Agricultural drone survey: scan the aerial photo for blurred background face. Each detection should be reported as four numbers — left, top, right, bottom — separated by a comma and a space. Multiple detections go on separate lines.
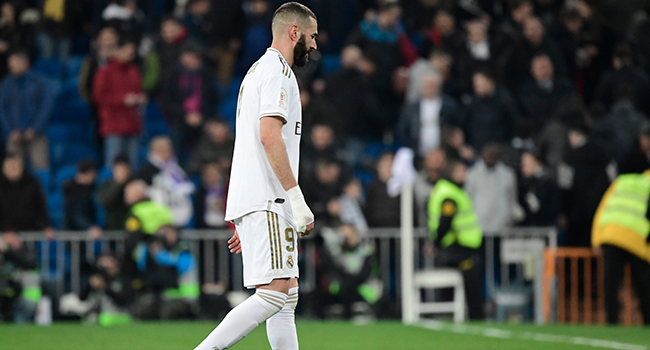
377, 153, 394, 183
425, 150, 446, 181
568, 130, 586, 149
473, 73, 494, 97
512, 2, 533, 24
77, 170, 97, 185
202, 163, 222, 186
152, 139, 173, 161
207, 122, 230, 143
431, 54, 451, 79
521, 152, 540, 177
450, 163, 467, 184
532, 56, 554, 82
116, 43, 136, 63
180, 52, 202, 70
524, 18, 544, 46
482, 146, 499, 167
189, 0, 210, 15
2, 157, 24, 182
8, 54, 29, 76
640, 135, 650, 154
113, 162, 131, 181
310, 125, 334, 150
98, 256, 119, 277
124, 181, 147, 205
161, 20, 182, 44
344, 179, 362, 198
97, 27, 119, 50
340, 45, 362, 69
1, 3, 15, 22
421, 75, 441, 99
378, 6, 401, 29
434, 11, 454, 34
467, 20, 487, 43
316, 163, 340, 184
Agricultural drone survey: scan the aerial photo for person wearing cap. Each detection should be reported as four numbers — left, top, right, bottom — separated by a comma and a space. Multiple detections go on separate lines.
621, 123, 650, 175
592, 169, 650, 325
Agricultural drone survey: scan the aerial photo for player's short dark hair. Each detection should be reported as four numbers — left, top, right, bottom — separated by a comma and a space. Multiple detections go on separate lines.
272, 2, 317, 30
77, 159, 97, 174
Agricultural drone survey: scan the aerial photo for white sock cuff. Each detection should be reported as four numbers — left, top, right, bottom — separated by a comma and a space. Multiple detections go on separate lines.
256, 289, 288, 310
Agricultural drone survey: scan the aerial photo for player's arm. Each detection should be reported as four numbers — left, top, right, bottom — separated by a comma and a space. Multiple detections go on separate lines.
260, 116, 314, 237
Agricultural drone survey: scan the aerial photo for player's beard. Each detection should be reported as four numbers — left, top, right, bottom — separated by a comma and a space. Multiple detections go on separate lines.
293, 34, 312, 67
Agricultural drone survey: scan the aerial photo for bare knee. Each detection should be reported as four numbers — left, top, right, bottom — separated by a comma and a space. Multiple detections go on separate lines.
257, 278, 291, 295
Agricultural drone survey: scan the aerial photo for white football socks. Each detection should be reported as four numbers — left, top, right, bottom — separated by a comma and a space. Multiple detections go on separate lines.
193, 289, 288, 350
266, 287, 299, 350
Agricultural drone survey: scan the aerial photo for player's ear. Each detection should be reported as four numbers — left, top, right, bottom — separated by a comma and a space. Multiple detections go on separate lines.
289, 24, 300, 42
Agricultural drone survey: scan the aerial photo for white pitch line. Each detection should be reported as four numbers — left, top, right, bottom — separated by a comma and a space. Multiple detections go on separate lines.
416, 320, 648, 350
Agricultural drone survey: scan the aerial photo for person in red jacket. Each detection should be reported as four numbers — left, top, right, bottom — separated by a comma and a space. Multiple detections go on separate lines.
93, 39, 147, 168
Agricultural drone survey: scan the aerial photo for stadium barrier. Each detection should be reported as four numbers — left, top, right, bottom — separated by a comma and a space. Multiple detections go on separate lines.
542, 248, 642, 325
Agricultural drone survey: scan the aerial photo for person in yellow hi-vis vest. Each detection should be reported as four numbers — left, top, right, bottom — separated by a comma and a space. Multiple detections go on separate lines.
592, 170, 650, 325
428, 161, 484, 319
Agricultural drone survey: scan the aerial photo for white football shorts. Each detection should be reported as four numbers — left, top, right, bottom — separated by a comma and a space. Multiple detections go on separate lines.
235, 210, 299, 289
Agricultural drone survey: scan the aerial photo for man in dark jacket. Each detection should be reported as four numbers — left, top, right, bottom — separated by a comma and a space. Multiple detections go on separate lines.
0, 153, 53, 238
364, 152, 400, 227
98, 155, 132, 230
518, 151, 560, 226
156, 16, 203, 85
558, 123, 614, 247
62, 160, 100, 235
0, 50, 55, 170
161, 46, 218, 165
621, 123, 650, 174
396, 73, 459, 158
516, 54, 575, 138
462, 69, 518, 152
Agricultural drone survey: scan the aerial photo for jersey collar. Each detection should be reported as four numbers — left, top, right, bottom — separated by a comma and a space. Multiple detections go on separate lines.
267, 47, 288, 62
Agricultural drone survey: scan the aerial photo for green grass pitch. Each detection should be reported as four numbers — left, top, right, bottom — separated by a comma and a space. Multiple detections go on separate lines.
0, 320, 648, 350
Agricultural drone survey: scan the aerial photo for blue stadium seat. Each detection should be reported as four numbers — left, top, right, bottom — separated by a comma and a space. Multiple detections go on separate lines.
320, 55, 341, 75
97, 166, 112, 184
48, 123, 87, 144
95, 198, 106, 228
219, 97, 238, 128
47, 192, 63, 229
57, 77, 81, 103
51, 144, 99, 169
65, 55, 85, 79
33, 169, 50, 193
34, 58, 63, 79
144, 101, 166, 122
353, 169, 375, 186
54, 165, 77, 191
50, 100, 91, 123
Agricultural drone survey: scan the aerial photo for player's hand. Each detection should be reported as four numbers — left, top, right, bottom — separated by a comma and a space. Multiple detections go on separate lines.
300, 222, 314, 238
287, 185, 314, 235
228, 230, 242, 254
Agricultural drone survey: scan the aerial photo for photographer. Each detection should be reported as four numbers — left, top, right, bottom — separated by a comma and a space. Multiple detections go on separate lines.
134, 226, 199, 320
77, 254, 134, 326
0, 233, 39, 323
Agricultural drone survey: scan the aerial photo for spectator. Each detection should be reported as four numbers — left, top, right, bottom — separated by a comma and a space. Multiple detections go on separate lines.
101, 0, 145, 40
63, 160, 102, 237
517, 151, 560, 226
413, 149, 447, 226
156, 16, 202, 86
0, 2, 35, 79
37, 0, 80, 62
620, 123, 650, 174
396, 73, 459, 159
594, 44, 650, 116
0, 50, 55, 170
98, 154, 132, 230
134, 225, 199, 320
92, 39, 146, 168
300, 123, 345, 183
0, 154, 53, 238
182, 0, 213, 48
303, 158, 343, 226
209, 0, 244, 85
137, 136, 195, 227
187, 119, 234, 175
74, 254, 134, 326
323, 45, 383, 143
418, 10, 463, 60
406, 48, 453, 103
428, 160, 484, 320
499, 0, 534, 42
79, 26, 119, 130
238, 0, 272, 73
440, 126, 475, 165
160, 45, 218, 165
557, 123, 614, 247
333, 178, 368, 236
465, 144, 519, 233
505, 16, 567, 90
462, 69, 517, 152
320, 225, 376, 320
0, 231, 39, 323
364, 152, 401, 227
194, 162, 227, 229
516, 54, 575, 138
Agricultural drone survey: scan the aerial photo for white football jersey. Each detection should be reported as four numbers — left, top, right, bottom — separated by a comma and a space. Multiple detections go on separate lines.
225, 48, 303, 224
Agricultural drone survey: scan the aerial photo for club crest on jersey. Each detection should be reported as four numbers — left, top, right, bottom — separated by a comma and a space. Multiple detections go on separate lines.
287, 255, 294, 269
279, 88, 287, 110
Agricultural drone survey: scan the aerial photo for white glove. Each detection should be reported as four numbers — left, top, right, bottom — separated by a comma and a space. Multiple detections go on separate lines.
287, 185, 314, 233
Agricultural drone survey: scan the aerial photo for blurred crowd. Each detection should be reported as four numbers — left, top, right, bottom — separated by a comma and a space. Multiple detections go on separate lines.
1, 0, 650, 323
